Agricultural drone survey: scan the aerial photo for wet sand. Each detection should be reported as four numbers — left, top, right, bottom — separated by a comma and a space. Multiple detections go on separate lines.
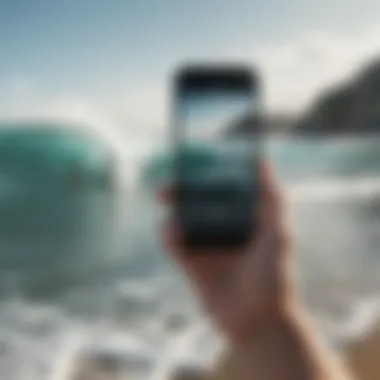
343, 320, 380, 380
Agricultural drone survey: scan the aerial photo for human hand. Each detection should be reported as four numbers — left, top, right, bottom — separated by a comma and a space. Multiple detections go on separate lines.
159, 161, 296, 345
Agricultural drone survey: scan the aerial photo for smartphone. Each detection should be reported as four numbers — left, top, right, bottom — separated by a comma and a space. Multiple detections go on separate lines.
172, 64, 262, 250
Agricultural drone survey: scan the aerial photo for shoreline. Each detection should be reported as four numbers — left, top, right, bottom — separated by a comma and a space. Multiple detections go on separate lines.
62, 308, 380, 380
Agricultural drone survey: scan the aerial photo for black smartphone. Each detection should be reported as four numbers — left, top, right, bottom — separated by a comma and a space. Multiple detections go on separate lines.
172, 64, 262, 250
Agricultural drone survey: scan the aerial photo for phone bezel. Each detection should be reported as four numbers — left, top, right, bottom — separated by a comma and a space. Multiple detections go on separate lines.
171, 63, 263, 250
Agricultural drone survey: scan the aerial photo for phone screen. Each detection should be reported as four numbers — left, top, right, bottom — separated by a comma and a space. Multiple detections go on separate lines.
182, 92, 252, 139
174, 68, 261, 248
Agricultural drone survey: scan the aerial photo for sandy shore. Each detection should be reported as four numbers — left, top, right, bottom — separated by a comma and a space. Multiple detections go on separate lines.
343, 320, 380, 380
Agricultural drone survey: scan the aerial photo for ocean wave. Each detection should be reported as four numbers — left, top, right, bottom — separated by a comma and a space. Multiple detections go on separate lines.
289, 175, 380, 202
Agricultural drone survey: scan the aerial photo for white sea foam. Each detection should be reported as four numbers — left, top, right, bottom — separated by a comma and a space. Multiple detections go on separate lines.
289, 175, 380, 202
0, 127, 378, 379
0, 275, 378, 380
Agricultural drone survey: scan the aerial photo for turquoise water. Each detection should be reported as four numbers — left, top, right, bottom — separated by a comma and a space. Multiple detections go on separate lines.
142, 135, 380, 188
0, 126, 113, 191
0, 126, 379, 379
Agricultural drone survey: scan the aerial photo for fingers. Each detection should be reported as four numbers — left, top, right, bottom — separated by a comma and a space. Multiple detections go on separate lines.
256, 160, 292, 250
161, 217, 181, 253
157, 184, 186, 263
157, 184, 236, 278
258, 160, 285, 224
158, 185, 176, 203
158, 160, 290, 253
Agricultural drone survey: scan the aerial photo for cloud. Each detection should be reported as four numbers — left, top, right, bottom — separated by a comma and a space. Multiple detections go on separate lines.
246, 27, 380, 113
0, 77, 111, 127
1, 27, 380, 132
0, 75, 167, 138
120, 27, 380, 121
0, 77, 133, 170
107, 81, 167, 133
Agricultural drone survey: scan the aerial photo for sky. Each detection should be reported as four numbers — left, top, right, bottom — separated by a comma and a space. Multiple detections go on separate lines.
1, 0, 380, 134
183, 93, 252, 139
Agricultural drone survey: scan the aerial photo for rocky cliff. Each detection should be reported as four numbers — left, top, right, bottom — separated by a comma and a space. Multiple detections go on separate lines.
295, 58, 380, 135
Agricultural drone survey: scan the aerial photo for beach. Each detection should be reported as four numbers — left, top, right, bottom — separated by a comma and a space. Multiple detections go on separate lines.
0, 134, 379, 379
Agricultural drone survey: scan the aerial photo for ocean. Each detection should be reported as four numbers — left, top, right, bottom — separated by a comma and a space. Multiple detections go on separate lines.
0, 130, 379, 379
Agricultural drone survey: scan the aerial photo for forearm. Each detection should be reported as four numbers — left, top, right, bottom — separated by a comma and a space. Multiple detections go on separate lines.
228, 307, 354, 380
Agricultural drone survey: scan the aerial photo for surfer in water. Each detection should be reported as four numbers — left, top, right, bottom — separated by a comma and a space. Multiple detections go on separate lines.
159, 160, 355, 380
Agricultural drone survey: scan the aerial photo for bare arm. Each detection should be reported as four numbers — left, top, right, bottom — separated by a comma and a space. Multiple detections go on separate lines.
217, 307, 353, 380
160, 161, 355, 380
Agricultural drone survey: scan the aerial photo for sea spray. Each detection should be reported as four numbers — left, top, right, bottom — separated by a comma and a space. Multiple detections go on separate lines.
0, 130, 378, 379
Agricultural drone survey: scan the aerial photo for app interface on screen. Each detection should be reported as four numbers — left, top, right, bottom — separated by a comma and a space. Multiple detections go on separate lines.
179, 89, 258, 184
178, 88, 259, 230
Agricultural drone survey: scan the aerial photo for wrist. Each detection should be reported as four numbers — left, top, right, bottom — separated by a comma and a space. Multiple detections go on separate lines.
226, 304, 350, 380
221, 306, 307, 380
233, 299, 305, 349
